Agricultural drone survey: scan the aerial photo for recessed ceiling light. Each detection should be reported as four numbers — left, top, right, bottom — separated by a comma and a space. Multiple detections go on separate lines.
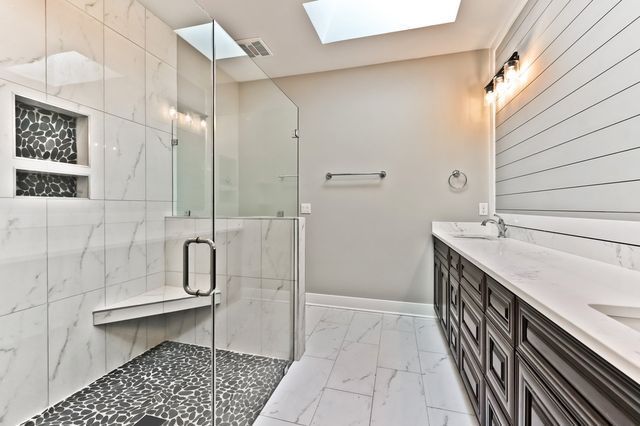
303, 0, 461, 44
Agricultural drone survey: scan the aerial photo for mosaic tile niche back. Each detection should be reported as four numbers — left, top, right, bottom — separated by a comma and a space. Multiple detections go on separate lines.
15, 100, 80, 197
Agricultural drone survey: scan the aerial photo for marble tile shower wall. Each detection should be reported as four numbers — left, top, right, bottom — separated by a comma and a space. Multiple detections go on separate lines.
0, 1, 178, 425
164, 217, 296, 360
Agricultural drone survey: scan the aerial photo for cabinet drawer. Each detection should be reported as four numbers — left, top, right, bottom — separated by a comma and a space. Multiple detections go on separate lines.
461, 335, 485, 420
449, 249, 461, 279
486, 276, 516, 343
449, 276, 460, 326
485, 319, 515, 421
449, 319, 459, 366
460, 257, 484, 307
485, 384, 510, 426
516, 355, 575, 426
518, 303, 640, 425
460, 288, 484, 367
434, 238, 448, 262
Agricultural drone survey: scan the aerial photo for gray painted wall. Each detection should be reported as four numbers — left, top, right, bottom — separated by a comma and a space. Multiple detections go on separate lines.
495, 0, 640, 220
277, 50, 491, 304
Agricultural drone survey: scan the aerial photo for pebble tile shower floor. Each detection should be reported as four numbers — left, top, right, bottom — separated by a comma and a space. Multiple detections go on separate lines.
24, 342, 290, 426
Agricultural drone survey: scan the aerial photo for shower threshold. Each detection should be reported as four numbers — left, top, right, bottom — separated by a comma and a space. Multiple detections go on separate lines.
24, 341, 290, 426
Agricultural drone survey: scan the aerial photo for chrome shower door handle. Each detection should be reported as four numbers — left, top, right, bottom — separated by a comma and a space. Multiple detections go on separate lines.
183, 237, 216, 296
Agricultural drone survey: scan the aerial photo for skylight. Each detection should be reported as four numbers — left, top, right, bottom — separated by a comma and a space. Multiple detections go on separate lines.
303, 0, 461, 44
175, 22, 247, 61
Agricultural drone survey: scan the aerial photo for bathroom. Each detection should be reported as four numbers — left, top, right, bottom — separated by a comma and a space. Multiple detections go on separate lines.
1, 0, 639, 425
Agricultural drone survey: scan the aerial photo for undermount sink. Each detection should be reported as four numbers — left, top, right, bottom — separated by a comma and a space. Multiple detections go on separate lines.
451, 233, 497, 240
589, 304, 640, 333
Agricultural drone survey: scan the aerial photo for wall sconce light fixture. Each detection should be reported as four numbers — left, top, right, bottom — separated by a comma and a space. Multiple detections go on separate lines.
484, 52, 519, 105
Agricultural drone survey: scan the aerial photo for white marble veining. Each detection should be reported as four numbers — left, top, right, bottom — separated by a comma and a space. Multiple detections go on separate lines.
420, 351, 473, 414
226, 276, 261, 354
344, 312, 382, 345
262, 279, 293, 359
261, 356, 334, 425
106, 319, 146, 371
433, 221, 640, 384
321, 308, 355, 325
305, 305, 328, 336
47, 199, 105, 302
311, 389, 372, 426
146, 201, 171, 276
378, 329, 421, 373
382, 314, 414, 332
227, 218, 261, 277
0, 198, 47, 317
46, 0, 104, 110
145, 128, 172, 201
105, 28, 145, 124
305, 321, 348, 360
105, 200, 146, 286
262, 219, 293, 280
371, 368, 429, 426
0, 305, 48, 426
105, 114, 146, 200
0, 0, 46, 91
48, 288, 106, 404
66, 0, 104, 21
326, 341, 378, 395
414, 317, 448, 354
145, 10, 177, 68
165, 309, 196, 344
508, 225, 640, 274
145, 52, 176, 134
105, 0, 146, 47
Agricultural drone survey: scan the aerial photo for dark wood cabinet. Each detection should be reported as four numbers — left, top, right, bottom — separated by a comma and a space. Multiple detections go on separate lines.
433, 238, 640, 426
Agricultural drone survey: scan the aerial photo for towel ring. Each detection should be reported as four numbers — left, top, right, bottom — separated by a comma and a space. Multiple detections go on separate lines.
448, 170, 467, 190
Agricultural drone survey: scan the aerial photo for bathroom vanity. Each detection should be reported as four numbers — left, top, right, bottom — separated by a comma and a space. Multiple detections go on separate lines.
432, 223, 640, 426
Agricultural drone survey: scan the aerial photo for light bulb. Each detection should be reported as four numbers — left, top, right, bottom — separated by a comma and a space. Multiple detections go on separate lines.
169, 106, 177, 120
495, 74, 507, 98
185, 113, 192, 124
200, 118, 207, 128
484, 82, 496, 105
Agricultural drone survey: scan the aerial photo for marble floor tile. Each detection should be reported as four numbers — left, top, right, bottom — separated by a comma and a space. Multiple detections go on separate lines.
414, 317, 449, 354
305, 321, 348, 360
382, 314, 415, 332
321, 308, 355, 325
344, 312, 382, 345
310, 388, 372, 426
326, 341, 378, 395
420, 352, 474, 413
261, 356, 334, 426
378, 330, 421, 373
254, 416, 303, 426
427, 407, 479, 426
306, 305, 329, 336
371, 368, 428, 426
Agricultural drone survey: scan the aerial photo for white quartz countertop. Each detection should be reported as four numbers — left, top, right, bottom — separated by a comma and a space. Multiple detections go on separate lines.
432, 222, 640, 385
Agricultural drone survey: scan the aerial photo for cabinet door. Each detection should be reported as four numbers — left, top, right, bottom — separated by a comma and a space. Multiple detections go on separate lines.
516, 355, 576, 426
439, 260, 449, 334
486, 319, 515, 421
434, 255, 441, 321
460, 288, 484, 368
461, 335, 485, 421
486, 384, 510, 426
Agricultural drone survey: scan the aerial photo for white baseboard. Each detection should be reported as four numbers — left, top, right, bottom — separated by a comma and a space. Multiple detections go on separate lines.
306, 293, 435, 318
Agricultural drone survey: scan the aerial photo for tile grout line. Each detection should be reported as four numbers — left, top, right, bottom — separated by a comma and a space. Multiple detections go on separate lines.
369, 311, 383, 426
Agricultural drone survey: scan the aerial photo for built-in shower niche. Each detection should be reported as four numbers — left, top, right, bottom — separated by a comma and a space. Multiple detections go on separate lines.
14, 96, 90, 198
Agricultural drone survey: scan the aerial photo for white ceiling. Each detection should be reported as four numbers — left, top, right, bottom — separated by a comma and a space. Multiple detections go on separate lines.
196, 0, 525, 78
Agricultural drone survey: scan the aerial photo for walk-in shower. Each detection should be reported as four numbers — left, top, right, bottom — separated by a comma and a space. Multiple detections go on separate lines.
0, 1, 302, 425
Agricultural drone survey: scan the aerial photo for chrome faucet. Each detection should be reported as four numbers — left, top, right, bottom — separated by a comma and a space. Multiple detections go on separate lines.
481, 214, 508, 238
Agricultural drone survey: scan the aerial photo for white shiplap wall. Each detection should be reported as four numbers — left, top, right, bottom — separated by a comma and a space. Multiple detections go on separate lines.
494, 0, 640, 219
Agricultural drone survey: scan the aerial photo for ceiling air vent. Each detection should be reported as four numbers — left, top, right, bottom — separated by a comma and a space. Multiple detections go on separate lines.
235, 38, 273, 58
